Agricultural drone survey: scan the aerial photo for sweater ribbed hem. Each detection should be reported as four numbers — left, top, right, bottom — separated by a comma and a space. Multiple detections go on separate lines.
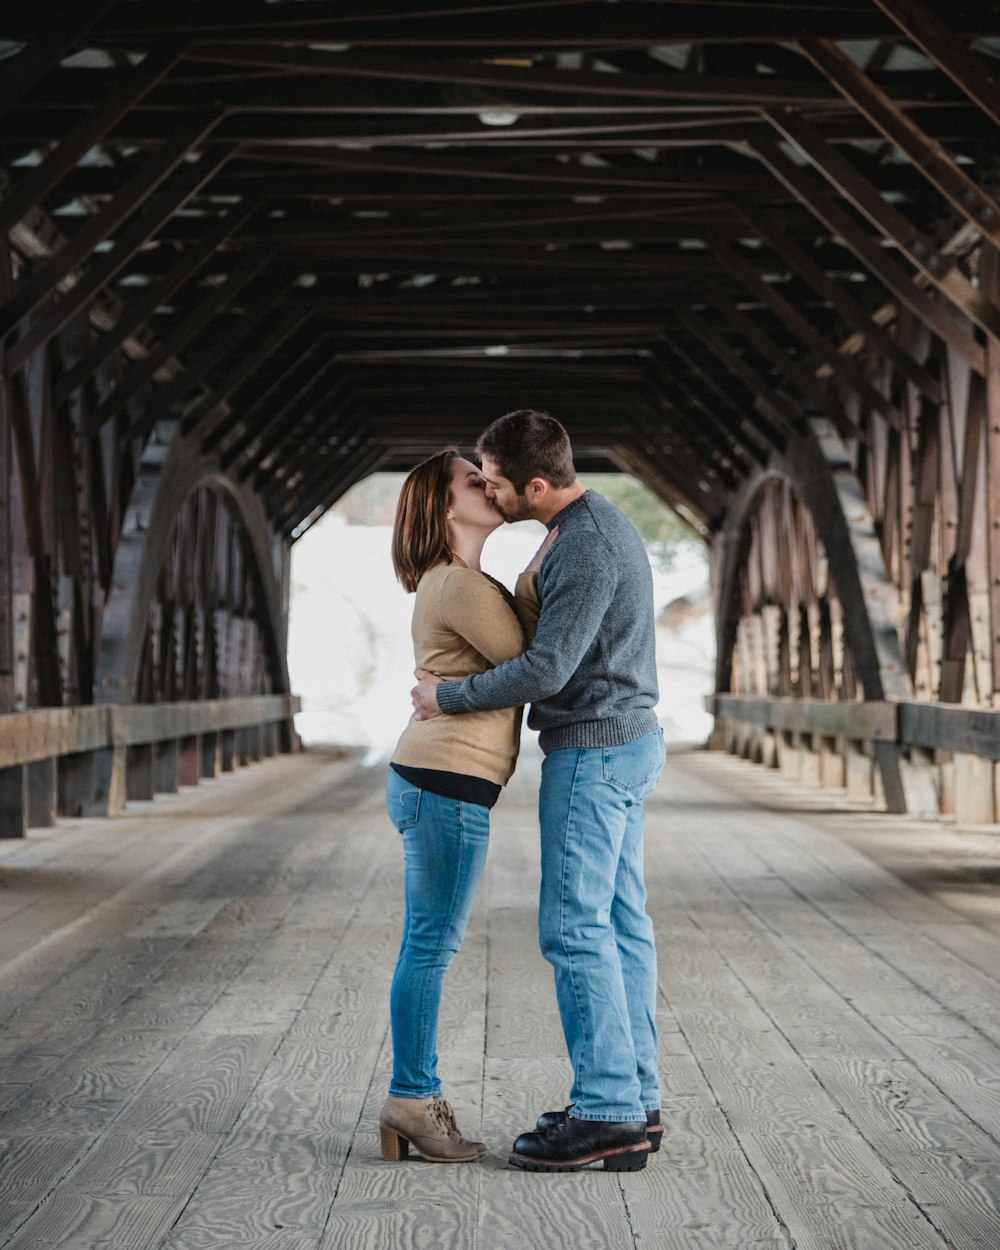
436, 680, 472, 716
538, 709, 659, 755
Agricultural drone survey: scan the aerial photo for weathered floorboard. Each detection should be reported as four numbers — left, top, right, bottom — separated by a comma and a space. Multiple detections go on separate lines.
1, 745, 999, 1248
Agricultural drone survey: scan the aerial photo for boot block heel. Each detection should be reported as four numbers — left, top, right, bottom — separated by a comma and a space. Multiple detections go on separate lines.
603, 1146, 650, 1172
380, 1124, 409, 1161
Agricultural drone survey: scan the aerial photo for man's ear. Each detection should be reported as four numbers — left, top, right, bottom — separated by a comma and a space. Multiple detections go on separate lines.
526, 476, 549, 501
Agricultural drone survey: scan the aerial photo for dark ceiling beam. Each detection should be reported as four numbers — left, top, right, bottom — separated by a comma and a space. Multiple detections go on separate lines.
5, 108, 777, 150
179, 312, 309, 437
332, 370, 743, 495
55, 203, 256, 402
732, 201, 943, 404
62, 161, 770, 203
5, 145, 234, 373
266, 403, 373, 519
360, 394, 732, 517
707, 237, 891, 433
0, 0, 114, 117
644, 348, 764, 472
208, 245, 736, 279
92, 56, 856, 111
871, 0, 1000, 127
207, 208, 748, 250
676, 311, 802, 433
610, 434, 718, 532
229, 363, 347, 477
285, 441, 390, 540
217, 145, 778, 196
125, 279, 295, 443
0, 111, 223, 343
85, 250, 273, 432
652, 337, 785, 455
15, 103, 1000, 150
206, 334, 332, 459
86, 2, 991, 44
181, 45, 850, 106
702, 289, 841, 422
764, 111, 1000, 347
798, 37, 1000, 252
751, 134, 987, 374
0, 38, 187, 235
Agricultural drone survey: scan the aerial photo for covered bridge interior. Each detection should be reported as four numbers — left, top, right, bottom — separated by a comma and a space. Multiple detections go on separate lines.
3, 0, 1000, 826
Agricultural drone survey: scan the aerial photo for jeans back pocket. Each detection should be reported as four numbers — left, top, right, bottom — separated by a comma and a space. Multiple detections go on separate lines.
387, 774, 422, 831
602, 731, 666, 797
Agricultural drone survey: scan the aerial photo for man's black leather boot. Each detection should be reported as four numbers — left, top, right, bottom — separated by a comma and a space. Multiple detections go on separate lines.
535, 1105, 663, 1153
508, 1115, 651, 1172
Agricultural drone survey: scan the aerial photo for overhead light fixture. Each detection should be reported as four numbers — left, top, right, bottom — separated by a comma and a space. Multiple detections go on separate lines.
477, 110, 520, 127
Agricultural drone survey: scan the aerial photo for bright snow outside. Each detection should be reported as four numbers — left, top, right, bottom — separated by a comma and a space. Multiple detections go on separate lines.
287, 478, 714, 765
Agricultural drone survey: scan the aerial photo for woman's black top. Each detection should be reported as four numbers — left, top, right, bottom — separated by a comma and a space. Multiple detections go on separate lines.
389, 762, 501, 810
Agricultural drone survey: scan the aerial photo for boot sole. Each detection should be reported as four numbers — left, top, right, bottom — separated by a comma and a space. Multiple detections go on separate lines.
380, 1123, 486, 1163
508, 1142, 650, 1172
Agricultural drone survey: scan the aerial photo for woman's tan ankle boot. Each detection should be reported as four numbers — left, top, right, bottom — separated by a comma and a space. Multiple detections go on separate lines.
379, 1095, 487, 1162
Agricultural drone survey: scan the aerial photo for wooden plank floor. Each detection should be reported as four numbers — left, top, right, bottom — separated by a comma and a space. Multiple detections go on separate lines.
2, 743, 1000, 1249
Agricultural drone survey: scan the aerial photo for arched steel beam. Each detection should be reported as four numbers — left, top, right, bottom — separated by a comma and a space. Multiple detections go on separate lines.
94, 418, 290, 705
714, 418, 936, 814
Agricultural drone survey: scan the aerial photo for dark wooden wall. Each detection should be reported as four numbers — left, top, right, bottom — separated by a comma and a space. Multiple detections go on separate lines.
5, 1, 1000, 823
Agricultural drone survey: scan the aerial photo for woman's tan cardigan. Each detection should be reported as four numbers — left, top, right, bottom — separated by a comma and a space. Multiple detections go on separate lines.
391, 562, 539, 785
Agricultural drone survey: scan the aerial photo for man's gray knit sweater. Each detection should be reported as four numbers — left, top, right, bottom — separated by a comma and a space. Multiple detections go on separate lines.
436, 490, 659, 753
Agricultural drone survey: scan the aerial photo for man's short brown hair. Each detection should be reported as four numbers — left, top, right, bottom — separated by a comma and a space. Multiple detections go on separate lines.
475, 409, 576, 493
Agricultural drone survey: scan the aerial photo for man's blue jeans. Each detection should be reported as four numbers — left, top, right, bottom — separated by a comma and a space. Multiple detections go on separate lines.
538, 729, 666, 1122
385, 769, 490, 1098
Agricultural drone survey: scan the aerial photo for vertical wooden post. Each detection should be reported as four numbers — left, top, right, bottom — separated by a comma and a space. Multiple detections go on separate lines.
27, 757, 57, 825
200, 731, 220, 779
954, 752, 995, 824
155, 739, 179, 793
220, 728, 237, 772
0, 764, 27, 837
179, 735, 200, 785
799, 733, 821, 783
845, 740, 874, 801
59, 751, 95, 817
820, 735, 845, 787
777, 730, 801, 778
127, 744, 156, 800
86, 745, 126, 817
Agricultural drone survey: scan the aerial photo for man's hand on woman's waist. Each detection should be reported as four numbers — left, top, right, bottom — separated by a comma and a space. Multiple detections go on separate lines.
411, 668, 443, 720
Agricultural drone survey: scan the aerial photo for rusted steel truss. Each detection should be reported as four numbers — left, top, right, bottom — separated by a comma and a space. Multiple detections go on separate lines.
3, 2, 1000, 822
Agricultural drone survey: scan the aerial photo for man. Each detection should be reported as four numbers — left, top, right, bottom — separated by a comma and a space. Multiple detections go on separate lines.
411, 409, 666, 1173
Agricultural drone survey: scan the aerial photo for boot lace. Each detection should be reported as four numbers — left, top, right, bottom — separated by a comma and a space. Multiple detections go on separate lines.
427, 1097, 463, 1141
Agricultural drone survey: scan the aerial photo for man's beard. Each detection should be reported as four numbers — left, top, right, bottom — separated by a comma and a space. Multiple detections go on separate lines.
496, 494, 536, 523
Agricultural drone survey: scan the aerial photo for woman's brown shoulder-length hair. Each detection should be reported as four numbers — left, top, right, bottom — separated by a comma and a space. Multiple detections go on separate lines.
392, 448, 459, 593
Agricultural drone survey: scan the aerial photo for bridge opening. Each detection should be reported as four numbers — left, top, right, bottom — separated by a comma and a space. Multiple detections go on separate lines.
288, 469, 713, 759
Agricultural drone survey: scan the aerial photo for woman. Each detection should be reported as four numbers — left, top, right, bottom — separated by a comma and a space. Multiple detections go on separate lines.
379, 448, 550, 1164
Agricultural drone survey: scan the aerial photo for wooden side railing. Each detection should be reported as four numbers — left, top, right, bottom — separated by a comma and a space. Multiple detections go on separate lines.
0, 694, 301, 836
709, 693, 1000, 821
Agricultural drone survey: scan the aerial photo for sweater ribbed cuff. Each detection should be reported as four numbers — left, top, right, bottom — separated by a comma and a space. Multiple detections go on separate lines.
538, 710, 659, 755
436, 679, 471, 716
